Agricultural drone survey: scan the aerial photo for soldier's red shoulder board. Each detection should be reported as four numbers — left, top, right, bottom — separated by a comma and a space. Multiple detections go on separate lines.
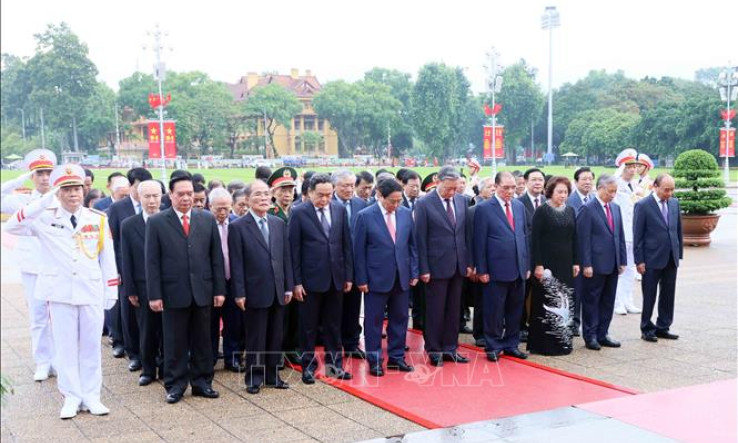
88, 208, 107, 218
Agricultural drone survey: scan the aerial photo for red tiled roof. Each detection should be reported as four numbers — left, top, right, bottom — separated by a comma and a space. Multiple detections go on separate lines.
228, 73, 323, 101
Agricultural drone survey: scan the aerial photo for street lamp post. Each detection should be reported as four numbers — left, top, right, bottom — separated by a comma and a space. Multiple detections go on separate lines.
147, 24, 169, 181
718, 64, 738, 185
485, 47, 503, 177
541, 6, 560, 158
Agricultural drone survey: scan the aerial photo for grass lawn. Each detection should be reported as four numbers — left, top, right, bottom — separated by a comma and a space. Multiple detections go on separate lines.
2, 165, 737, 192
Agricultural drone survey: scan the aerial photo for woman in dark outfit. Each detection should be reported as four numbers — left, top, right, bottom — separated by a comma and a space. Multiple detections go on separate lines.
527, 176, 579, 356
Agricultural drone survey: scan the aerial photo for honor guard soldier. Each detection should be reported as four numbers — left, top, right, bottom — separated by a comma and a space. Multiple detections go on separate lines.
1, 149, 58, 382
267, 167, 298, 221
614, 148, 643, 315
6, 164, 118, 419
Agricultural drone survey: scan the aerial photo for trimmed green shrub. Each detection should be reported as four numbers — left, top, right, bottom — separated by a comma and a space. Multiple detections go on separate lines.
672, 149, 732, 215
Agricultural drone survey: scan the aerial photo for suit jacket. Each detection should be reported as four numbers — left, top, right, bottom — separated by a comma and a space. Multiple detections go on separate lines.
332, 194, 367, 234
567, 192, 586, 215
414, 190, 470, 279
401, 194, 418, 212
145, 208, 226, 309
353, 204, 419, 293
576, 198, 628, 275
228, 213, 294, 309
107, 196, 135, 273
120, 213, 148, 301
633, 196, 683, 269
93, 196, 113, 212
518, 193, 546, 229
289, 201, 353, 293
473, 198, 529, 282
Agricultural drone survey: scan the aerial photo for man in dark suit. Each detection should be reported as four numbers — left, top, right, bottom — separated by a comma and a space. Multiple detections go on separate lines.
93, 172, 125, 212
229, 179, 294, 394
634, 174, 683, 342
207, 187, 243, 371
414, 166, 472, 367
332, 169, 368, 360
577, 174, 627, 351
145, 172, 226, 404
354, 178, 419, 376
355, 171, 375, 204
466, 176, 495, 348
517, 168, 546, 343
474, 172, 531, 361
120, 180, 164, 387
290, 174, 354, 384
108, 167, 152, 369
401, 171, 421, 211
567, 167, 595, 336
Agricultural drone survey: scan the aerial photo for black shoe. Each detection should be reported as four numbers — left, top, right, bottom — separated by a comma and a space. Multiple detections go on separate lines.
224, 364, 245, 373
486, 350, 500, 362
128, 359, 142, 371
641, 333, 658, 342
585, 340, 602, 350
112, 346, 125, 358
345, 349, 366, 360
369, 365, 384, 377
655, 330, 679, 340
381, 332, 387, 339
246, 385, 260, 395
504, 348, 529, 359
459, 325, 473, 334
598, 336, 621, 348
302, 369, 315, 385
165, 392, 183, 404
386, 359, 414, 372
191, 386, 219, 399
266, 379, 289, 389
474, 338, 486, 348
138, 375, 154, 386
519, 330, 529, 343
325, 365, 352, 380
442, 352, 470, 363
428, 354, 444, 367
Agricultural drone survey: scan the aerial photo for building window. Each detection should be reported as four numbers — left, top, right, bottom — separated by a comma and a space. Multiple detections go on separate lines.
294, 135, 302, 153
318, 119, 324, 131
303, 116, 315, 131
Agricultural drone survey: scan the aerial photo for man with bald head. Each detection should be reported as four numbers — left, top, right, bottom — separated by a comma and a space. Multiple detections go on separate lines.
633, 174, 683, 343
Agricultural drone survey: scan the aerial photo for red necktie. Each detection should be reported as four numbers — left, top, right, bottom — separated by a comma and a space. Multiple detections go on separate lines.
505, 202, 515, 231
182, 214, 190, 236
605, 204, 614, 232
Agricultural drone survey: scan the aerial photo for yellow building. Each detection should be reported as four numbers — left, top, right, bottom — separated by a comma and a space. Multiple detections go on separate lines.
228, 69, 338, 157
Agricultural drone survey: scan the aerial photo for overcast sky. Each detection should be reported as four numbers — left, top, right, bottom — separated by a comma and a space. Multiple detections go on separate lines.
1, 0, 735, 94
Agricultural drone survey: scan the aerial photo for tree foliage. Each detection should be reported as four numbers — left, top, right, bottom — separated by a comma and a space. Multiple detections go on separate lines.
242, 83, 302, 158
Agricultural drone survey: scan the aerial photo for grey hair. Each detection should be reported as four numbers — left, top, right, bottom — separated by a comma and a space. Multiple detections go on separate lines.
478, 176, 494, 188
332, 168, 356, 185
596, 174, 618, 189
438, 166, 461, 181
137, 180, 162, 195
208, 187, 232, 205
376, 172, 395, 183
110, 176, 130, 192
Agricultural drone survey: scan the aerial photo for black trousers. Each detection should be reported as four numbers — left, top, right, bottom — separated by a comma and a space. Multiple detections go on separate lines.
341, 286, 363, 352
411, 282, 426, 330
106, 293, 123, 347
121, 287, 140, 360
162, 304, 214, 394
244, 298, 284, 387
424, 272, 463, 354
470, 280, 485, 341
282, 302, 300, 357
210, 286, 245, 367
640, 260, 678, 334
483, 278, 525, 352
298, 288, 343, 371
134, 297, 163, 378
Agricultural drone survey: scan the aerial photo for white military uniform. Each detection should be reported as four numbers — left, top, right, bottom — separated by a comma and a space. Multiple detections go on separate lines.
1, 172, 56, 377
614, 164, 643, 314
5, 188, 118, 411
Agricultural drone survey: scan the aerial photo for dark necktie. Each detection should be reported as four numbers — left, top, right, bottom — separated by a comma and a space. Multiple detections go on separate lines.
70, 215, 77, 229
445, 198, 456, 226
534, 197, 539, 209
319, 208, 331, 237
583, 195, 588, 203
660, 200, 669, 225
628, 183, 634, 192
259, 218, 270, 246
605, 204, 614, 232
505, 202, 515, 231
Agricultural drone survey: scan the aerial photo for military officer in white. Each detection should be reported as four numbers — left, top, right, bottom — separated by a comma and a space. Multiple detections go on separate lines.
1, 149, 57, 381
613, 148, 643, 315
5, 164, 118, 419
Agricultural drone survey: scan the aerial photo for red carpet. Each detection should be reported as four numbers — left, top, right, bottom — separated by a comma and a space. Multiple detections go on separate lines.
308, 330, 636, 428
578, 379, 737, 443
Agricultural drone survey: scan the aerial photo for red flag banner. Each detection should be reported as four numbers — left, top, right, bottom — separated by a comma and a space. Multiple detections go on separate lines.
719, 128, 736, 158
148, 121, 177, 159
720, 109, 737, 121
483, 125, 505, 159
484, 103, 493, 116
148, 121, 161, 158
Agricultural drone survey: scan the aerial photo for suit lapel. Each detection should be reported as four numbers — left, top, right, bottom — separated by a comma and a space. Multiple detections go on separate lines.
305, 202, 327, 239
330, 202, 342, 239
647, 196, 669, 228
452, 195, 463, 232
431, 191, 454, 231
593, 201, 613, 234
245, 214, 270, 252
373, 204, 394, 243
165, 209, 187, 238
133, 214, 146, 242
490, 199, 514, 233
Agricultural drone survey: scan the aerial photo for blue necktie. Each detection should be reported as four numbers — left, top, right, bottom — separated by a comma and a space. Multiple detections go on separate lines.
319, 208, 330, 237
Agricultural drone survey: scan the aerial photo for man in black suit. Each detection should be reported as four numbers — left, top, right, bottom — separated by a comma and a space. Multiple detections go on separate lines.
93, 172, 125, 212
290, 174, 354, 384
229, 180, 294, 394
355, 171, 375, 203
108, 167, 152, 369
120, 180, 164, 387
517, 168, 546, 342
577, 174, 627, 351
634, 174, 683, 342
332, 169, 368, 360
145, 172, 226, 404
414, 166, 472, 367
401, 171, 421, 211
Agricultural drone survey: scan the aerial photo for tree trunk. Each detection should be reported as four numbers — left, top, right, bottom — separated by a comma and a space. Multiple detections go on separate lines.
72, 115, 79, 152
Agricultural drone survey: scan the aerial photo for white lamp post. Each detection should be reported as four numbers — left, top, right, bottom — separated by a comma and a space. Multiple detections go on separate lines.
485, 47, 503, 177
718, 65, 738, 185
541, 6, 560, 158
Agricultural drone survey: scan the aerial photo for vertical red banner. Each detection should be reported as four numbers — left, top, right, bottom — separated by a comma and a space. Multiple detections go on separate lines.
148, 121, 161, 158
163, 121, 177, 159
483, 125, 505, 159
719, 128, 736, 158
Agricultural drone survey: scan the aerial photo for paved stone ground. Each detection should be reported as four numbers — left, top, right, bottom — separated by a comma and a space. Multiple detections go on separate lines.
1, 196, 735, 442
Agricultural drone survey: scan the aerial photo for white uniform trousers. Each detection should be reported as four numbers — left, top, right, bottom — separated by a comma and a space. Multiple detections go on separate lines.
615, 241, 637, 310
49, 302, 104, 404
21, 272, 55, 369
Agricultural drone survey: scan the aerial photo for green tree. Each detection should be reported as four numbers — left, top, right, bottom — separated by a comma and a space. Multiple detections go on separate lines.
242, 83, 302, 158
78, 83, 117, 154
364, 67, 414, 151
117, 72, 158, 120
313, 81, 363, 157
356, 80, 402, 157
